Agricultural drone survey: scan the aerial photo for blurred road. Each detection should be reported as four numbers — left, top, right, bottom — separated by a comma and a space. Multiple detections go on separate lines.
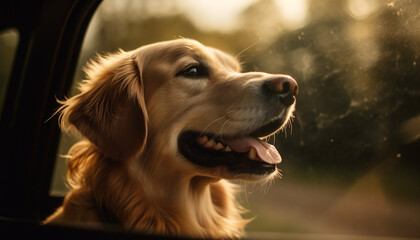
243, 168, 420, 239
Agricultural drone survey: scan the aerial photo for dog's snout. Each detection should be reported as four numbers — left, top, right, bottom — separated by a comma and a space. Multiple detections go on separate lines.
263, 75, 298, 105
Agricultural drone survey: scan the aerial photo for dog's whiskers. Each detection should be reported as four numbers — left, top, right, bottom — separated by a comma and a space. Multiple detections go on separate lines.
235, 38, 261, 59
199, 115, 227, 137
286, 115, 294, 137
272, 134, 276, 146
259, 169, 281, 193
199, 108, 239, 139
218, 118, 231, 142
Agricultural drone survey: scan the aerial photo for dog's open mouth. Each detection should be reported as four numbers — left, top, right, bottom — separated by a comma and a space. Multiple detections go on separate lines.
178, 119, 285, 176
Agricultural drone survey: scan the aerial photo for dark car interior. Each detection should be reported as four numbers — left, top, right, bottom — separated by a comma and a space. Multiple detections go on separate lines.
0, 0, 172, 239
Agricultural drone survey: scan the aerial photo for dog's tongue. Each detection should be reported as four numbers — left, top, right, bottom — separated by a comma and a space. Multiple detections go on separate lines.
223, 137, 282, 164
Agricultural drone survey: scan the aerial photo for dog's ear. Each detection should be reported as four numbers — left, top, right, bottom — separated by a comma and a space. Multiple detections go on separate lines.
59, 51, 148, 160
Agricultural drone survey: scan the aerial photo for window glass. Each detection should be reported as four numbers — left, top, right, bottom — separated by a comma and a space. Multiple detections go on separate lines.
0, 28, 19, 119
51, 0, 420, 238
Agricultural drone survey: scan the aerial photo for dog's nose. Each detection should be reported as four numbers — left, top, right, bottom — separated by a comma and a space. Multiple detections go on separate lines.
265, 75, 298, 96
264, 75, 298, 105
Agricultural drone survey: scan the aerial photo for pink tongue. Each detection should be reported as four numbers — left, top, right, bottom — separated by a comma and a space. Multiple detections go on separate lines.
222, 137, 282, 164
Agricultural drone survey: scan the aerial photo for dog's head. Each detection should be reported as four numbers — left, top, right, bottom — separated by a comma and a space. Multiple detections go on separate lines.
61, 39, 297, 182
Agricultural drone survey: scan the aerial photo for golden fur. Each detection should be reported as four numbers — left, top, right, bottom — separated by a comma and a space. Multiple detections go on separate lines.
44, 39, 297, 239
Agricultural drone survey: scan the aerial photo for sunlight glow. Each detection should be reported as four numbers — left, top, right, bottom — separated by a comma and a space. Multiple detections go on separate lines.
180, 0, 257, 32
347, 0, 380, 20
275, 0, 308, 29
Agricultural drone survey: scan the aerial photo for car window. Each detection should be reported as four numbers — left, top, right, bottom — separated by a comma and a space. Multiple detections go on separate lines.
0, 28, 19, 119
51, 0, 420, 238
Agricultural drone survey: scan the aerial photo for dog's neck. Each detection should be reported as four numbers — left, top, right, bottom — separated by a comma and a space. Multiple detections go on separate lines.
101, 153, 247, 238
60, 132, 247, 238
59, 140, 247, 238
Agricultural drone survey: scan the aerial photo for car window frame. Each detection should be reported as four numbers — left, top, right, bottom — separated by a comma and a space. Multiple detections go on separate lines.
0, 0, 101, 221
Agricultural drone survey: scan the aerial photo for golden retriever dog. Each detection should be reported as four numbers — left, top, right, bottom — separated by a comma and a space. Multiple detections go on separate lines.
44, 39, 298, 239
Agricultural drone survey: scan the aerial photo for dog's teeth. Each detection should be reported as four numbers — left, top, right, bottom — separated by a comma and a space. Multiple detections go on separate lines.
204, 138, 216, 148
213, 142, 224, 151
225, 146, 232, 152
248, 148, 257, 160
197, 136, 208, 145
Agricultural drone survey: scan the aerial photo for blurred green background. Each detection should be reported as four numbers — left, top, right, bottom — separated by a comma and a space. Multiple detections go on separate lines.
2, 0, 418, 238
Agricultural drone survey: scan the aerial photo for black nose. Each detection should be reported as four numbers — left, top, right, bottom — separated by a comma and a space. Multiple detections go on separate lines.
264, 75, 298, 105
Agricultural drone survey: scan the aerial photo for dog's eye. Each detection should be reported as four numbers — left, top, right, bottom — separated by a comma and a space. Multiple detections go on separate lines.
186, 67, 198, 75
177, 65, 208, 78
